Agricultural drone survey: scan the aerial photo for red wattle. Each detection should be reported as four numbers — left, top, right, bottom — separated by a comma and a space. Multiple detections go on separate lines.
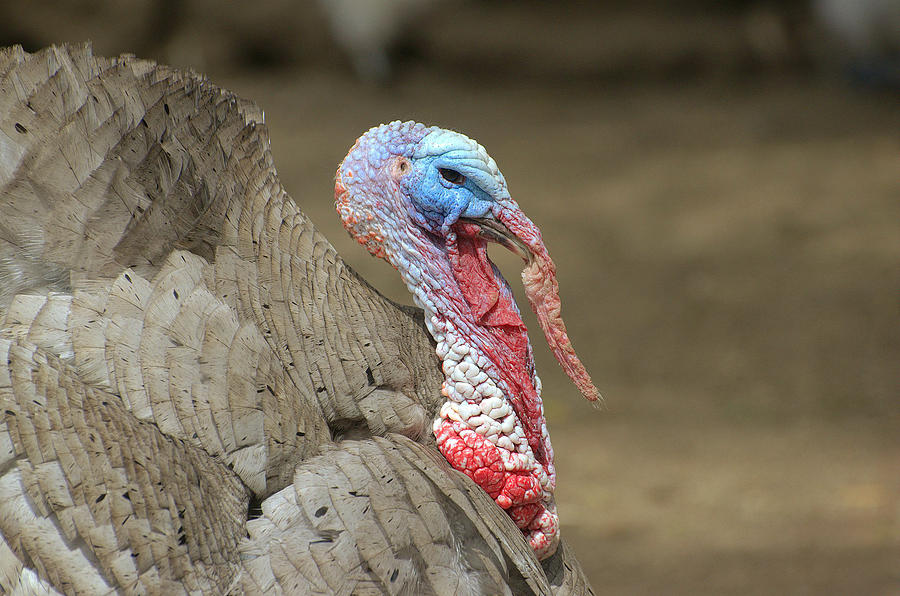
495, 207, 602, 404
449, 223, 547, 464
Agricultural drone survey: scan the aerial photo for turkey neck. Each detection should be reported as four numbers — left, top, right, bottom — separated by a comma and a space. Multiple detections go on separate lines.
392, 221, 551, 467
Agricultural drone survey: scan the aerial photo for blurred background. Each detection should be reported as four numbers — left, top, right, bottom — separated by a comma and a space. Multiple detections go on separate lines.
3, 1, 898, 593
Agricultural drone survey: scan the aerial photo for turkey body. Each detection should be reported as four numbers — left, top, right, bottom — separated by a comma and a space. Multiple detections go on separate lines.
0, 44, 593, 594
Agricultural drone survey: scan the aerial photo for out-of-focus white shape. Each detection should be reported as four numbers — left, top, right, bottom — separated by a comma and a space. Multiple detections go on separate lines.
317, 0, 444, 80
813, 0, 900, 55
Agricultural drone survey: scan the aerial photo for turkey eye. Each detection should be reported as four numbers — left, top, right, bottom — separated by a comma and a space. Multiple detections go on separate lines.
439, 168, 465, 185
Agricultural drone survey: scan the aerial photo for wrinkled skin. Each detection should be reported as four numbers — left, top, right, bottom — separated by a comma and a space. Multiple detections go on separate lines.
335, 121, 599, 558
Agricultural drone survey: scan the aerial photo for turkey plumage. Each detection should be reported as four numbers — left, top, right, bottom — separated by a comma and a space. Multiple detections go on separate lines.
0, 44, 594, 595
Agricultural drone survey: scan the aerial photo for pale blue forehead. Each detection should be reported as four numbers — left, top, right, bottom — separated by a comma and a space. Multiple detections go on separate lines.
414, 128, 506, 197
352, 121, 507, 197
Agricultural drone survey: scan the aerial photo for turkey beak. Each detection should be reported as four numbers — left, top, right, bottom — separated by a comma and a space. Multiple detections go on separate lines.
471, 218, 533, 264
476, 208, 602, 404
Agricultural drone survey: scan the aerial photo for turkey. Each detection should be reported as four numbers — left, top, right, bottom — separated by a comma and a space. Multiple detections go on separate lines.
0, 43, 595, 594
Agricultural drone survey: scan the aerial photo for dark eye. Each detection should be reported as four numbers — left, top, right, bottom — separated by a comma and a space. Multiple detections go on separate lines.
439, 168, 466, 185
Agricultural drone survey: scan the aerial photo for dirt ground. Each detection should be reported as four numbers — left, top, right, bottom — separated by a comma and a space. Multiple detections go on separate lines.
8, 1, 899, 592
214, 67, 899, 594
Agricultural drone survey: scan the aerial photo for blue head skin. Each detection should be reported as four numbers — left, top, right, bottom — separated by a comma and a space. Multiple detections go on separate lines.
335, 120, 529, 265
401, 127, 507, 234
335, 121, 601, 404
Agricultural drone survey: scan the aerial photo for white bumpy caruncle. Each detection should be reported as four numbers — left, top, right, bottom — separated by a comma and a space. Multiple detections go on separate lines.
419, 290, 556, 498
